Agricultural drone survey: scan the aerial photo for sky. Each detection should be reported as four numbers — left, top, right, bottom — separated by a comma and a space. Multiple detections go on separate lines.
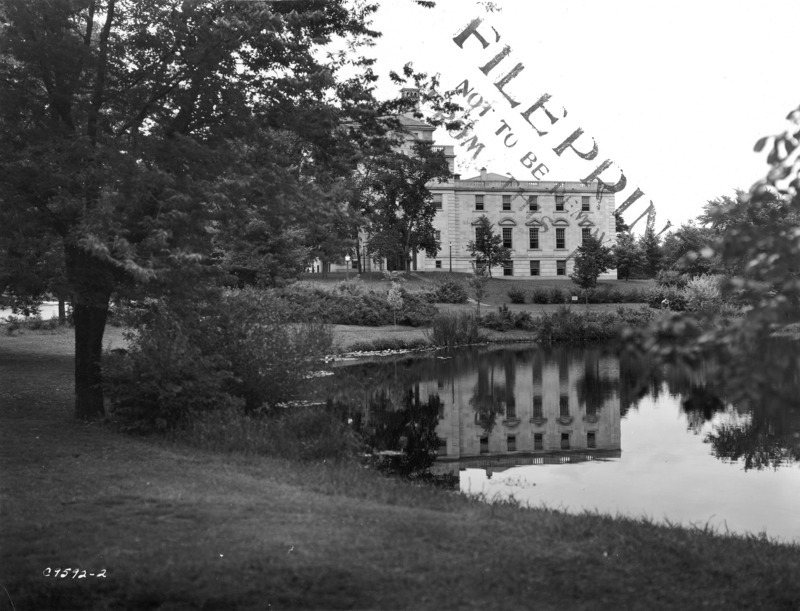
365, 0, 800, 232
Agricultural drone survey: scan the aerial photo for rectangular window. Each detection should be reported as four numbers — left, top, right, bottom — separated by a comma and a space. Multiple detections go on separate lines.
438, 437, 448, 456
530, 260, 540, 276
561, 433, 570, 450
435, 260, 442, 269
555, 195, 565, 211
480, 436, 489, 454
528, 195, 538, 211
502, 194, 512, 211
503, 261, 513, 276
502, 227, 513, 249
557, 260, 567, 276
529, 227, 539, 249
587, 432, 596, 449
559, 395, 569, 417
582, 195, 590, 211
435, 230, 441, 241
556, 228, 566, 249
433, 194, 443, 210
475, 194, 484, 211
533, 395, 543, 418
507, 435, 517, 452
582, 228, 591, 244
534, 433, 544, 450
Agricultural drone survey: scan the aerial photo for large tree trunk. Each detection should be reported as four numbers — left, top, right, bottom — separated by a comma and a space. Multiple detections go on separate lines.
65, 244, 115, 420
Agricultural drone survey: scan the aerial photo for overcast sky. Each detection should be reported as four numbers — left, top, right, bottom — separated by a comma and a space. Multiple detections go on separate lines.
366, 0, 800, 232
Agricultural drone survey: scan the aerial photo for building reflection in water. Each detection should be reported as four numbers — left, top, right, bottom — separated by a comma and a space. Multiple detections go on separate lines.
313, 344, 623, 475
424, 346, 621, 475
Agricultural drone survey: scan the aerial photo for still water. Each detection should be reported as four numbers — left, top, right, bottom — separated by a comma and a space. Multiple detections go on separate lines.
306, 343, 800, 544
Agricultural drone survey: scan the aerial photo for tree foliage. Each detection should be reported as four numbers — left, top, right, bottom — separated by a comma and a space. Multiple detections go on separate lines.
613, 231, 643, 281
626, 103, 800, 417
364, 141, 451, 270
0, 0, 451, 419
638, 228, 663, 278
466, 215, 510, 277
570, 234, 614, 289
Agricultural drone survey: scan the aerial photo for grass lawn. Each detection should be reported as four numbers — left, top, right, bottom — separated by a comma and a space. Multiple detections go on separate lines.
2, 328, 799, 610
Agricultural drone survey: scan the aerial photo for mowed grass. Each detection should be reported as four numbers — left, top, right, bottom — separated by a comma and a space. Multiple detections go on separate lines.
2, 329, 800, 610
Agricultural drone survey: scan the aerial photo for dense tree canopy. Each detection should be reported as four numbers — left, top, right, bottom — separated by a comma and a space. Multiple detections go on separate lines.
0, 0, 453, 418
570, 234, 614, 289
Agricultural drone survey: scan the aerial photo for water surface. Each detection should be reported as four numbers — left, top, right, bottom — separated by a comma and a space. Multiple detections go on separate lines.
307, 343, 800, 543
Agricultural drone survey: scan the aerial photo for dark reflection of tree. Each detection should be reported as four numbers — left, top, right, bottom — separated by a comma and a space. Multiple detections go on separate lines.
576, 348, 616, 416
667, 339, 799, 469
469, 360, 505, 433
357, 390, 442, 477
617, 351, 662, 416
706, 416, 799, 471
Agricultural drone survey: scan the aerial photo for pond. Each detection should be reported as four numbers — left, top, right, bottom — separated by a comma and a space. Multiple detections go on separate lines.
303, 342, 800, 544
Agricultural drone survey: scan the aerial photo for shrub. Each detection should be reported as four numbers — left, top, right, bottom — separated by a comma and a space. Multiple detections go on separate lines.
104, 288, 335, 432
646, 286, 688, 311
685, 275, 723, 312
656, 270, 690, 289
480, 304, 535, 332
398, 288, 438, 326
548, 287, 566, 304
533, 305, 654, 343
426, 312, 485, 346
507, 285, 527, 304
429, 279, 468, 304
530, 287, 549, 304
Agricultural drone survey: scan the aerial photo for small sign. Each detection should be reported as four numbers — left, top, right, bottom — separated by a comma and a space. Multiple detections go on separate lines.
571, 295, 578, 302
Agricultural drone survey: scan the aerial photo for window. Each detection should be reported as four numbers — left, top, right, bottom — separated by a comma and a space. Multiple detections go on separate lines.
480, 436, 489, 454
502, 194, 512, 211
555, 195, 565, 211
433, 194, 443, 210
582, 228, 591, 244
507, 435, 517, 452
529, 227, 539, 249
533, 395, 543, 418
561, 433, 570, 450
587, 432, 596, 449
503, 261, 513, 276
528, 195, 539, 211
559, 395, 569, 417
557, 260, 567, 276
438, 437, 448, 456
475, 194, 484, 211
582, 195, 590, 211
502, 227, 513, 249
556, 228, 566, 249
530, 260, 540, 276
534, 433, 544, 450
435, 230, 441, 241
435, 260, 442, 269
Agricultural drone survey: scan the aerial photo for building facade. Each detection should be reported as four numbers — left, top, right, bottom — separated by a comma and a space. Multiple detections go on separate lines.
422, 169, 617, 278
331, 91, 617, 278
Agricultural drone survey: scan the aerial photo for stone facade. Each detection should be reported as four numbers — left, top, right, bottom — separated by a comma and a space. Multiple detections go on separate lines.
422, 169, 617, 278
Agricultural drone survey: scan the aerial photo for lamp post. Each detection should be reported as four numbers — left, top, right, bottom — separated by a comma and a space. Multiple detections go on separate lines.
449, 241, 452, 273
344, 255, 351, 279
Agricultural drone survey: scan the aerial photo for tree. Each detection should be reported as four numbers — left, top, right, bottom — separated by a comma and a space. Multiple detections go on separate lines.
638, 228, 664, 278
627, 103, 800, 413
569, 234, 614, 289
365, 141, 451, 271
466, 215, 511, 277
467, 265, 489, 317
0, 0, 435, 419
661, 222, 718, 276
613, 231, 643, 281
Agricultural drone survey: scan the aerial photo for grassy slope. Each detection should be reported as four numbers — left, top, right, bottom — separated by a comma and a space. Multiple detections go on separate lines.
2, 329, 800, 611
